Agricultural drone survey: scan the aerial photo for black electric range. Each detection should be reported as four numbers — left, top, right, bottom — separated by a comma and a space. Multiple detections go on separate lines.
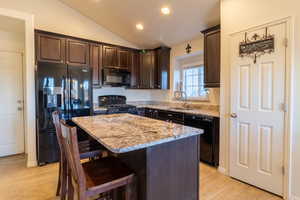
94, 95, 137, 115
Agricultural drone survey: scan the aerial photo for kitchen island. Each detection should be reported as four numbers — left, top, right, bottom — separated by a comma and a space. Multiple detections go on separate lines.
72, 114, 203, 200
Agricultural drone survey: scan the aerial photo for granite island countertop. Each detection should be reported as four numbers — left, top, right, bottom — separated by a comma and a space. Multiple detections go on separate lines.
127, 101, 220, 117
72, 114, 203, 153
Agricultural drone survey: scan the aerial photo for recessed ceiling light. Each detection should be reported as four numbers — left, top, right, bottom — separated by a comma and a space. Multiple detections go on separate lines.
136, 23, 144, 31
161, 7, 171, 15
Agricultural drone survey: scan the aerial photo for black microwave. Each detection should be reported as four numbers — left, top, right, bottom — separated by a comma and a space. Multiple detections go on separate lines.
102, 68, 131, 87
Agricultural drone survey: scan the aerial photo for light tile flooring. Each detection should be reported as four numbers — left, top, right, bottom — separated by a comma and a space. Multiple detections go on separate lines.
0, 154, 282, 200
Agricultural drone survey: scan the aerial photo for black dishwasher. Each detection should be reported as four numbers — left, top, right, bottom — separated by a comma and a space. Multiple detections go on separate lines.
184, 114, 219, 166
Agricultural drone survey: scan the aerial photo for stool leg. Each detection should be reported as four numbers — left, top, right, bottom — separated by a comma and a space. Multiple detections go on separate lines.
60, 159, 68, 200
125, 183, 132, 200
112, 189, 118, 200
56, 160, 62, 196
67, 169, 74, 200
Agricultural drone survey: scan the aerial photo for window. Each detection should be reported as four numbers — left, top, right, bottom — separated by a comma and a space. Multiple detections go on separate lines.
182, 65, 206, 99
173, 53, 208, 101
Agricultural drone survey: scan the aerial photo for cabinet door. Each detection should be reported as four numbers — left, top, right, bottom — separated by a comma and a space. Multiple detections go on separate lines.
204, 30, 220, 87
66, 39, 90, 66
140, 51, 156, 89
118, 49, 130, 69
102, 45, 118, 68
156, 47, 170, 89
36, 33, 65, 64
130, 51, 140, 88
90, 44, 102, 87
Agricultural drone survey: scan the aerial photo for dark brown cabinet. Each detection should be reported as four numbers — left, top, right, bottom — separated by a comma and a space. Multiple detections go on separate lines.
35, 30, 171, 90
90, 44, 102, 87
132, 47, 171, 89
36, 33, 66, 64
156, 47, 171, 90
118, 49, 131, 69
130, 51, 140, 88
102, 45, 118, 68
139, 50, 156, 89
202, 25, 220, 88
66, 39, 90, 66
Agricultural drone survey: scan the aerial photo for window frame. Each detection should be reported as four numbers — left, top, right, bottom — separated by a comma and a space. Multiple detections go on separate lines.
179, 61, 209, 101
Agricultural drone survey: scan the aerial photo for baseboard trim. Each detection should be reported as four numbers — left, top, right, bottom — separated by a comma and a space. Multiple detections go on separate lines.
218, 166, 227, 174
290, 195, 300, 200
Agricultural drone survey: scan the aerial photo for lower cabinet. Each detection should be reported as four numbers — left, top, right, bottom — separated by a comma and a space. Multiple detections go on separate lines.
156, 110, 184, 124
184, 114, 219, 166
138, 108, 220, 166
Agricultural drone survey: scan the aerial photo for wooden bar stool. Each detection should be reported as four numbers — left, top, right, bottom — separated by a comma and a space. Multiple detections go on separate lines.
52, 111, 104, 200
60, 120, 136, 200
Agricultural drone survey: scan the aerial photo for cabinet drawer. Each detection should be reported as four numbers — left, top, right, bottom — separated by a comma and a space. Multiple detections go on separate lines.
157, 110, 184, 124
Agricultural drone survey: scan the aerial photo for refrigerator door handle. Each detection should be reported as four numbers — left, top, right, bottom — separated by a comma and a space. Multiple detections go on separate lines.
62, 76, 66, 113
69, 75, 73, 113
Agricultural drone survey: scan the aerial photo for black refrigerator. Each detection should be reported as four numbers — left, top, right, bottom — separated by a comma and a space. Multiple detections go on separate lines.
36, 62, 92, 165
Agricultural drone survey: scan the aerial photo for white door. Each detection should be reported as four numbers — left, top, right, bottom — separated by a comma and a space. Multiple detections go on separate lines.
229, 22, 286, 196
0, 51, 25, 157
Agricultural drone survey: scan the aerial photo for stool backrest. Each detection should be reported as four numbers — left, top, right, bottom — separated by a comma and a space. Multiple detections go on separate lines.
60, 120, 86, 189
52, 111, 64, 155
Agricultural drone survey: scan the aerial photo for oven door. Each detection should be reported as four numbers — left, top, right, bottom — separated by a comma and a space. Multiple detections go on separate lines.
102, 68, 130, 87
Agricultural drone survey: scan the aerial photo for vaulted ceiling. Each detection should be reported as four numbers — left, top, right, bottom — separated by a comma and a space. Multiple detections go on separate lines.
59, 0, 220, 48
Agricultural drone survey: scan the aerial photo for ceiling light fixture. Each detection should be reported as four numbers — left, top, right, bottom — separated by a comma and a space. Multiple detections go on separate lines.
161, 7, 171, 15
136, 23, 144, 31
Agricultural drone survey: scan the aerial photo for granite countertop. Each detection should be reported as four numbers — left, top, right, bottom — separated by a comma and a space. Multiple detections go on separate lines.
127, 101, 220, 117
72, 114, 203, 153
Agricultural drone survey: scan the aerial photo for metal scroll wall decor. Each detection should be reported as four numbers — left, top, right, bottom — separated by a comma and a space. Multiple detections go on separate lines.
239, 27, 274, 63
186, 43, 192, 54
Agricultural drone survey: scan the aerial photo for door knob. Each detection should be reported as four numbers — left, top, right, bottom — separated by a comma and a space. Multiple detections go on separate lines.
231, 113, 238, 118
17, 107, 23, 111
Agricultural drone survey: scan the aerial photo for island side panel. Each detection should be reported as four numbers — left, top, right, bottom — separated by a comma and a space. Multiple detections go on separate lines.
146, 135, 200, 200
117, 149, 147, 200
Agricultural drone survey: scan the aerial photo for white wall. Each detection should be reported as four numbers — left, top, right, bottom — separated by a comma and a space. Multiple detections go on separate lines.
92, 36, 222, 105
0, 0, 138, 48
0, 0, 171, 105
170, 36, 220, 105
220, 0, 299, 198
0, 29, 24, 52
0, 0, 141, 166
93, 87, 169, 103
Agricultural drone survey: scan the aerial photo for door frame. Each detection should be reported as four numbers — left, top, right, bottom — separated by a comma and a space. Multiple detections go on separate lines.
0, 8, 36, 167
223, 17, 294, 199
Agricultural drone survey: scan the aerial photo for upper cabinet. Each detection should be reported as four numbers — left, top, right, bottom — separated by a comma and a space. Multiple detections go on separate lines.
35, 30, 170, 90
102, 45, 131, 69
202, 25, 220, 88
36, 32, 90, 67
118, 49, 131, 69
66, 39, 90, 66
139, 50, 157, 89
102, 45, 118, 68
156, 47, 171, 90
90, 44, 102, 87
36, 33, 66, 64
130, 51, 140, 88
132, 47, 171, 89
